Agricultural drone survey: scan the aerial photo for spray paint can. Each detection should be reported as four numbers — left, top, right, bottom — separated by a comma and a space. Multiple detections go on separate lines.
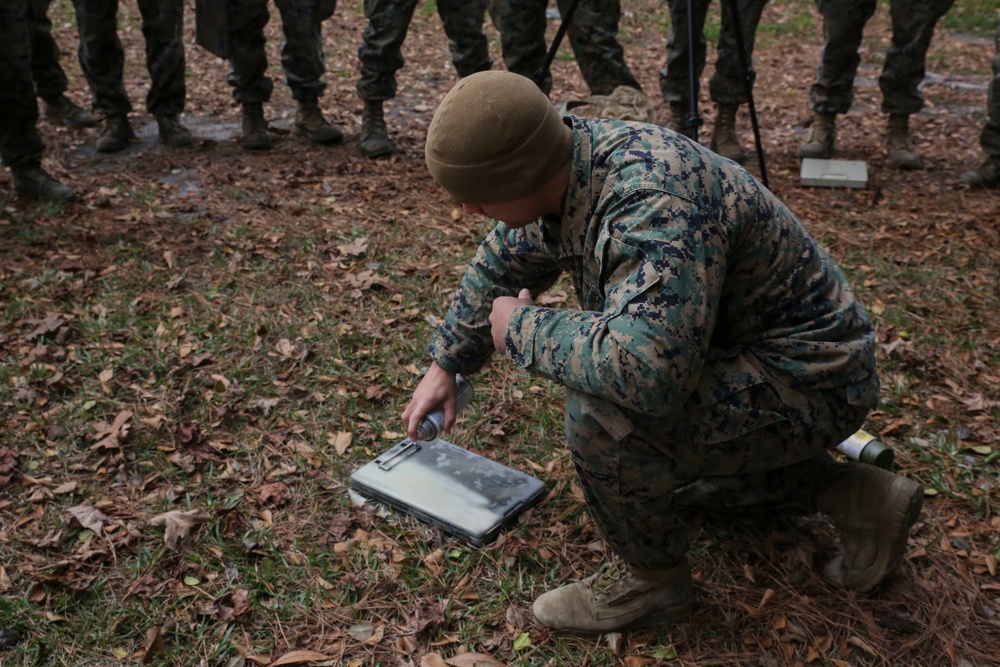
415, 374, 474, 442
835, 429, 894, 469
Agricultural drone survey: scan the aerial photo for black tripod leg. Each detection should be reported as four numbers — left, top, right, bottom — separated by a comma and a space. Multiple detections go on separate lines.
685, 0, 703, 140
724, 0, 769, 188
532, 0, 586, 90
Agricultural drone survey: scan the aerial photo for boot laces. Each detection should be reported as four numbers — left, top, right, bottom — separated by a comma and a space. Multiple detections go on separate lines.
591, 559, 631, 594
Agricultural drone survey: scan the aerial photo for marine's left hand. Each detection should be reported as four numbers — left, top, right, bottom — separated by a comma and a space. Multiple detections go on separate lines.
490, 288, 534, 354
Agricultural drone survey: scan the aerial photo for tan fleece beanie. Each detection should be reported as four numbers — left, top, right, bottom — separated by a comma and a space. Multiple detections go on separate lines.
425, 71, 574, 204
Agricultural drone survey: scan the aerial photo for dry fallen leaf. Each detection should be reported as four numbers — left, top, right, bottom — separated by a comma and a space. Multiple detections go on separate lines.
67, 503, 111, 534
346, 622, 374, 642
267, 650, 330, 666
91, 410, 133, 449
420, 655, 448, 667
444, 653, 504, 667
142, 625, 166, 664
331, 431, 352, 456
149, 509, 212, 550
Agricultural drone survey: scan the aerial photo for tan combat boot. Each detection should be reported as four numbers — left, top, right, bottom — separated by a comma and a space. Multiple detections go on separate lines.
959, 158, 1000, 188
532, 557, 694, 633
240, 102, 271, 150
799, 112, 836, 158
710, 103, 746, 164
156, 114, 194, 148
815, 461, 923, 593
359, 100, 394, 158
11, 164, 76, 203
886, 113, 921, 169
294, 99, 344, 145
42, 94, 97, 129
97, 114, 136, 153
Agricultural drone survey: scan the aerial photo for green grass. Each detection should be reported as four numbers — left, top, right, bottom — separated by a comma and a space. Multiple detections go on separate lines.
941, 0, 997, 37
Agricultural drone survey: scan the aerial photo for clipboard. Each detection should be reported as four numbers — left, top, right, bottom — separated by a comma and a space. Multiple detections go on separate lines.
350, 438, 547, 546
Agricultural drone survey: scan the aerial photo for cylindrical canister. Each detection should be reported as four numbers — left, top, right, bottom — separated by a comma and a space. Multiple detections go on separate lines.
416, 374, 474, 442
835, 429, 895, 469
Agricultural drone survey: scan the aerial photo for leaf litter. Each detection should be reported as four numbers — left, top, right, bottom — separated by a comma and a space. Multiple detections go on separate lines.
1, 1, 999, 666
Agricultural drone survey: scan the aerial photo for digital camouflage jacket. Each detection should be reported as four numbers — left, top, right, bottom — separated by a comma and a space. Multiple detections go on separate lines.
428, 116, 877, 422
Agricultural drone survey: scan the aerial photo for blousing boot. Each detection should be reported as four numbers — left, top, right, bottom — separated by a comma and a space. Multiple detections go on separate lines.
240, 103, 271, 150
799, 112, 836, 158
668, 102, 695, 139
97, 114, 136, 153
886, 113, 921, 169
156, 114, 194, 148
42, 94, 97, 129
959, 158, 1000, 188
710, 103, 746, 164
359, 100, 394, 159
814, 461, 923, 592
532, 557, 694, 633
294, 99, 343, 145
11, 164, 76, 203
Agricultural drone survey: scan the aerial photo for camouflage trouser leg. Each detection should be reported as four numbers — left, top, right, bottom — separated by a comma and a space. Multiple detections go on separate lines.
356, 0, 420, 102
72, 0, 132, 116
437, 0, 491, 78
558, 0, 640, 95
660, 0, 711, 106
878, 0, 956, 115
808, 0, 878, 115
275, 0, 328, 101
0, 0, 45, 168
708, 0, 770, 106
563, 353, 872, 569
28, 0, 68, 100
136, 0, 185, 116
982, 18, 1000, 160
490, 0, 551, 93
227, 0, 274, 104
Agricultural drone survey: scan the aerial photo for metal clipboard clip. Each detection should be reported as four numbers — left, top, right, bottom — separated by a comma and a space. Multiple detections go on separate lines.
375, 440, 421, 471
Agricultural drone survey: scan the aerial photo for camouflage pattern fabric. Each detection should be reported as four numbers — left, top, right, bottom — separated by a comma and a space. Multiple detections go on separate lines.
28, 0, 68, 100
227, 0, 330, 103
660, 0, 770, 106
488, 0, 640, 96
1, 0, 45, 168
357, 0, 491, 103
71, 0, 186, 117
560, 85, 658, 123
427, 116, 878, 568
809, 0, 956, 115
980, 16, 1000, 160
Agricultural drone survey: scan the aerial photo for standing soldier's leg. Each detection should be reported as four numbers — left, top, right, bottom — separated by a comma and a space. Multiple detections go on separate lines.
136, 0, 192, 147
490, 0, 551, 94
357, 0, 419, 158
72, 0, 135, 152
275, 0, 343, 145
560, 0, 641, 96
437, 0, 492, 78
961, 16, 1000, 188
879, 0, 956, 168
29, 0, 95, 128
707, 0, 769, 164
1, 0, 75, 202
800, 0, 877, 158
227, 0, 273, 149
660, 0, 711, 137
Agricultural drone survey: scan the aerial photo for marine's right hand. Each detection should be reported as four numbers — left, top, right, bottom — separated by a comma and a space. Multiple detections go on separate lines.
401, 362, 459, 441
